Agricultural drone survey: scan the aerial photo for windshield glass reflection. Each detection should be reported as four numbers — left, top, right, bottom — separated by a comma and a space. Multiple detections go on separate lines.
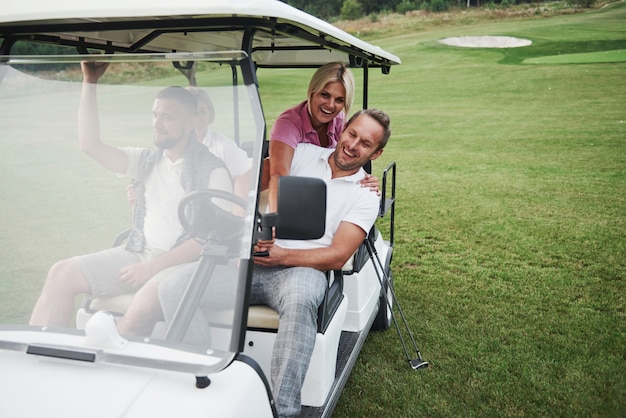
0, 54, 261, 362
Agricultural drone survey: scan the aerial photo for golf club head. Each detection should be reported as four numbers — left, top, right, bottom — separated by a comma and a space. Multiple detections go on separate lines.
409, 358, 429, 370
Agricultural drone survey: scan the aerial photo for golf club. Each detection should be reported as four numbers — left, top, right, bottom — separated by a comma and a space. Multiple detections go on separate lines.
364, 238, 428, 370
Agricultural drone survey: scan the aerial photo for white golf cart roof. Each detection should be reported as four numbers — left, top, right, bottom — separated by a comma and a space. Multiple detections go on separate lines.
0, 0, 400, 69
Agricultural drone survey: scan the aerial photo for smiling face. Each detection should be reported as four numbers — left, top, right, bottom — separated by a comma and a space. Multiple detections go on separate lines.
332, 113, 384, 175
308, 81, 346, 128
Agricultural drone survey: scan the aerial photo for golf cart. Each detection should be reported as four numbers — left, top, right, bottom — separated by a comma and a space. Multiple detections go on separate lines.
0, 1, 422, 416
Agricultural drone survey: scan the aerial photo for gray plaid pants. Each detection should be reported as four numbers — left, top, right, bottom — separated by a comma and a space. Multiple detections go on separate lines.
250, 265, 327, 418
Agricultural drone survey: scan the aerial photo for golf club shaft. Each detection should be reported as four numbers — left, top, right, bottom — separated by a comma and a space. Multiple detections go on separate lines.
364, 238, 426, 364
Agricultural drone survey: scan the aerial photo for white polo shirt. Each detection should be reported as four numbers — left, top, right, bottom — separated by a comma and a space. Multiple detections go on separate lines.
202, 129, 249, 178
122, 147, 232, 251
276, 144, 379, 250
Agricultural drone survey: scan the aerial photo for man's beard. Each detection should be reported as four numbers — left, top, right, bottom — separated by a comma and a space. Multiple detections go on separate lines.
333, 150, 365, 172
154, 133, 185, 150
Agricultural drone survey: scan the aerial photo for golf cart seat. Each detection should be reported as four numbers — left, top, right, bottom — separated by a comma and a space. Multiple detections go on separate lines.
76, 262, 345, 335
76, 229, 346, 333
244, 231, 376, 331
246, 268, 344, 334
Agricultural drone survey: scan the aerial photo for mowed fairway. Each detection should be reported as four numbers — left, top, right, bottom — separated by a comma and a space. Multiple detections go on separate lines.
258, 2, 624, 417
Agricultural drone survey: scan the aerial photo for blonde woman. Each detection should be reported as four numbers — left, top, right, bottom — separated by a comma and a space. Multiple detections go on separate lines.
266, 62, 378, 211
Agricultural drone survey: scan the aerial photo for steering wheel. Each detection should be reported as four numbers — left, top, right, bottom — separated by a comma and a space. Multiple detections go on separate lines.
178, 189, 248, 245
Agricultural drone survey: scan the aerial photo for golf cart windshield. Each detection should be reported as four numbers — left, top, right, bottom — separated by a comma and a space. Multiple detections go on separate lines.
0, 52, 263, 371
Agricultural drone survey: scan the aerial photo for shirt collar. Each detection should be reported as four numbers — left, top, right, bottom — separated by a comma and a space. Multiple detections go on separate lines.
160, 152, 184, 169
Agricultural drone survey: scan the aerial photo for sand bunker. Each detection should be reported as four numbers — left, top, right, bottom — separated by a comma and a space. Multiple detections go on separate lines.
439, 36, 532, 48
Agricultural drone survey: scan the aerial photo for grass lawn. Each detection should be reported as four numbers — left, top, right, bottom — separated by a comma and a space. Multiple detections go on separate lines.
262, 2, 626, 417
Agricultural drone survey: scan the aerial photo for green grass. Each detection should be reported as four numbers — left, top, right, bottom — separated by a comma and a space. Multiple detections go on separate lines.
524, 48, 625, 64
255, 2, 625, 417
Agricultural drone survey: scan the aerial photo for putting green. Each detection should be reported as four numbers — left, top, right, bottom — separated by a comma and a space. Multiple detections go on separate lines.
439, 36, 532, 48
524, 49, 625, 64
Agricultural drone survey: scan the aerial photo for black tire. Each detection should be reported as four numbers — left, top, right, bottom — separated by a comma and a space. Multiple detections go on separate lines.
371, 270, 393, 331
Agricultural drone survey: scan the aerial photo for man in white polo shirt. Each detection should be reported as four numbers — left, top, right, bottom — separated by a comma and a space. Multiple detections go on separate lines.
252, 108, 391, 418
29, 61, 232, 334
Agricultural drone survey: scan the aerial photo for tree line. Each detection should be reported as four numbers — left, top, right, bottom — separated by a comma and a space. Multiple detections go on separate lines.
281, 0, 596, 19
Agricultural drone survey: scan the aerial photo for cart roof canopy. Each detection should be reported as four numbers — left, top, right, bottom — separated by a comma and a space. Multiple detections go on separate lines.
0, 0, 400, 70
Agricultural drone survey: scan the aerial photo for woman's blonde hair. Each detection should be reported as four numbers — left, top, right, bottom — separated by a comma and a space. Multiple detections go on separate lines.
307, 62, 355, 115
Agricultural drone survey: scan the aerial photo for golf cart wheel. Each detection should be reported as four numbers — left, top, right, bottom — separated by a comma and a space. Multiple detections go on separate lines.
371, 270, 393, 331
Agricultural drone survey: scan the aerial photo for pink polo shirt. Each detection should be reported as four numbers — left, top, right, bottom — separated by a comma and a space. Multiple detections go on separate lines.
269, 100, 344, 149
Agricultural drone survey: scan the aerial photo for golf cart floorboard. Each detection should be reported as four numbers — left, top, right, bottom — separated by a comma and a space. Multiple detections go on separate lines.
300, 329, 365, 418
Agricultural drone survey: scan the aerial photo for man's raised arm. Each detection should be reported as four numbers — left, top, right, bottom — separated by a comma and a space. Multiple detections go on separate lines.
78, 61, 129, 174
